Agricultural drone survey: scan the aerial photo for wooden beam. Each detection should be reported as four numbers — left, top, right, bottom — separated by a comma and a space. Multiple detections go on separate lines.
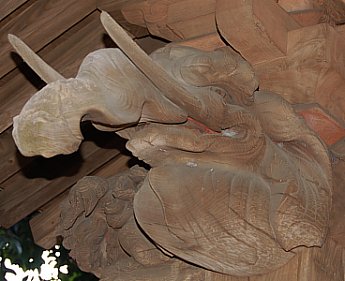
0, 127, 32, 184
29, 153, 131, 249
0, 11, 106, 134
121, 0, 216, 41
0, 0, 28, 21
216, 0, 300, 64
0, 125, 126, 228
0, 0, 97, 79
29, 192, 68, 249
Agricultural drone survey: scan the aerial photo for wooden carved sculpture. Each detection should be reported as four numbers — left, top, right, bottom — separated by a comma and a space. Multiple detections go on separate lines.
8, 2, 345, 280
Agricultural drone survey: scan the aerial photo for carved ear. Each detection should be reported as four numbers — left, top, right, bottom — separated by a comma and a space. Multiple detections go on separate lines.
134, 163, 294, 276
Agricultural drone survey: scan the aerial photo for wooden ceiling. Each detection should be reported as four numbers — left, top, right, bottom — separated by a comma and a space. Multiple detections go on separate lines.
0, 0, 162, 249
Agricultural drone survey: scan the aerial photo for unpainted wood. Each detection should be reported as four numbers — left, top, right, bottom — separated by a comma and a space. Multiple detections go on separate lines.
0, 128, 32, 184
97, 0, 150, 38
0, 0, 96, 79
10, 13, 334, 277
122, 0, 216, 41
278, 0, 345, 25
293, 104, 345, 146
0, 11, 105, 133
298, 239, 345, 281
172, 32, 226, 51
0, 135, 123, 228
0, 0, 28, 21
290, 10, 323, 26
4, 5, 345, 281
254, 23, 345, 124
329, 159, 345, 247
29, 192, 68, 249
216, 0, 300, 64
29, 154, 131, 249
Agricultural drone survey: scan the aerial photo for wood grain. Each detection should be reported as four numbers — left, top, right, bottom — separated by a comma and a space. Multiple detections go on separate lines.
297, 239, 345, 281
29, 191, 68, 249
0, 0, 97, 79
0, 11, 105, 134
0, 127, 32, 184
172, 33, 226, 51
0, 0, 28, 21
97, 0, 149, 38
29, 153, 131, 249
205, 271, 248, 281
216, 0, 300, 64
329, 159, 345, 248
0, 126, 126, 228
254, 23, 345, 124
122, 0, 216, 41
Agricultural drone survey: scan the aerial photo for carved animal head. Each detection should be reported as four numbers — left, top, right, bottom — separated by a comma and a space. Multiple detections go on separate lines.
9, 12, 332, 277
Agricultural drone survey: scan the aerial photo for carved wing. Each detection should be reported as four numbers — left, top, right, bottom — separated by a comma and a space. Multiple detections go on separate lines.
134, 163, 294, 276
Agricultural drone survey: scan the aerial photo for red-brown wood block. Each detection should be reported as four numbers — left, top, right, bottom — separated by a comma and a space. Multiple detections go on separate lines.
294, 104, 345, 146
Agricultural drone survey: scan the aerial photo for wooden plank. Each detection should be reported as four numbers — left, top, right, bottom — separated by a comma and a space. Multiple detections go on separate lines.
29, 192, 68, 249
0, 125, 126, 228
0, 0, 97, 79
0, 11, 105, 134
0, 127, 32, 184
0, 0, 28, 21
29, 153, 131, 249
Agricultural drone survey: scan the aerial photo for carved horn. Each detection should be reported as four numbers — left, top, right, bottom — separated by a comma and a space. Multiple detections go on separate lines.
100, 11, 225, 131
8, 34, 65, 83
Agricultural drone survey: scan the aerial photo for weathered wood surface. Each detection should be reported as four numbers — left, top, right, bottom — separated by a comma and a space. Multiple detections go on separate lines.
294, 104, 345, 146
0, 0, 97, 79
0, 0, 28, 21
254, 23, 345, 124
205, 241, 345, 281
329, 159, 345, 248
122, 0, 217, 41
0, 11, 105, 134
98, 0, 150, 38
278, 0, 345, 25
172, 32, 226, 51
0, 125, 126, 228
29, 191, 68, 249
29, 153, 131, 249
216, 0, 300, 64
0, 128, 32, 184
